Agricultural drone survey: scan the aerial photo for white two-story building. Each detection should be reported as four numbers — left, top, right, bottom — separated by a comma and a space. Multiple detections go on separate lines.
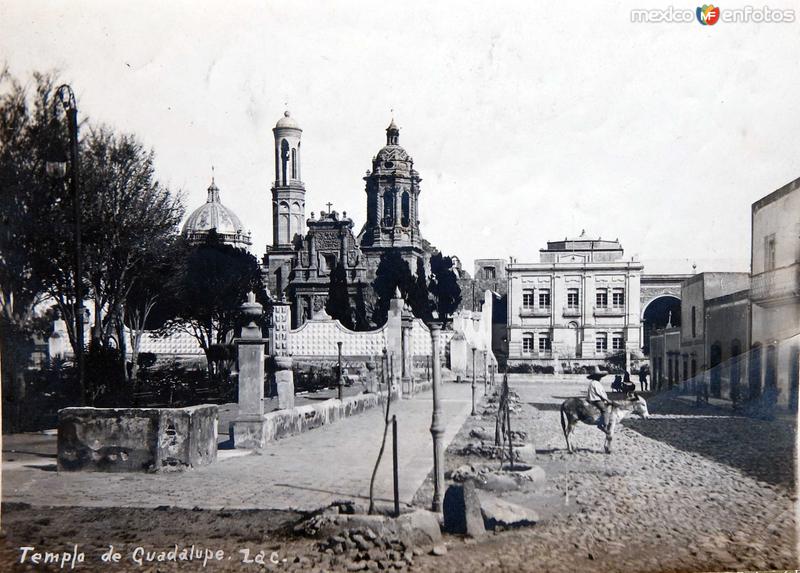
506, 234, 643, 370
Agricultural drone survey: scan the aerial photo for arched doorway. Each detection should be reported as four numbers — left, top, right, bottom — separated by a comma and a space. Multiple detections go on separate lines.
749, 343, 762, 400
710, 342, 722, 397
730, 339, 742, 404
642, 295, 681, 354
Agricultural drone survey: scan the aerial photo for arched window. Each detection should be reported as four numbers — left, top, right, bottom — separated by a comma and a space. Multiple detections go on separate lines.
279, 201, 290, 244
280, 139, 290, 186
291, 148, 297, 179
401, 192, 410, 226
291, 202, 302, 243
382, 190, 394, 226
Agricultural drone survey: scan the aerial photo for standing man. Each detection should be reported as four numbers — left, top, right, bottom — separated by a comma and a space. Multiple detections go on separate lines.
638, 367, 648, 392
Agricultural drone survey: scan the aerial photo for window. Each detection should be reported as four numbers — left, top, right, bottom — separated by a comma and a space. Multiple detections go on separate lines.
764, 234, 776, 271
522, 334, 534, 354
612, 333, 624, 351
567, 289, 579, 308
484, 267, 496, 279
595, 333, 608, 352
538, 289, 551, 308
596, 288, 608, 307
322, 254, 337, 274
538, 334, 551, 352
401, 192, 410, 227
522, 289, 535, 309
691, 306, 697, 338
382, 190, 394, 224
612, 290, 625, 308
291, 148, 297, 179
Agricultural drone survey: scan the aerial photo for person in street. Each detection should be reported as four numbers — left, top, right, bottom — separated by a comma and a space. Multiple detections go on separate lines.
638, 367, 648, 392
621, 371, 636, 395
587, 376, 611, 431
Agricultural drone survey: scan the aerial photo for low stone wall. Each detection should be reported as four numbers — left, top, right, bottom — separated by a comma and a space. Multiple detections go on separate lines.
58, 404, 218, 472
233, 392, 385, 446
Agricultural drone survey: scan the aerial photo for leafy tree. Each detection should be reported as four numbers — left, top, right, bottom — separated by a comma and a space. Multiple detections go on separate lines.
407, 257, 433, 322
325, 261, 353, 329
124, 235, 187, 383
159, 231, 268, 375
0, 68, 183, 408
78, 126, 184, 352
370, 250, 414, 327
429, 252, 462, 324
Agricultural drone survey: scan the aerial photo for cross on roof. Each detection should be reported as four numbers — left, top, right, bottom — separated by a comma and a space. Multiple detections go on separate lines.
326, 202, 333, 212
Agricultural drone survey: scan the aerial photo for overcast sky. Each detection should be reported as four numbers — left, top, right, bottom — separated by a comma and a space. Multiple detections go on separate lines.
3, 1, 800, 275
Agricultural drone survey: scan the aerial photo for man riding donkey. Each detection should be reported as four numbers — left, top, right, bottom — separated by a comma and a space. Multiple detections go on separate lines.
587, 374, 611, 431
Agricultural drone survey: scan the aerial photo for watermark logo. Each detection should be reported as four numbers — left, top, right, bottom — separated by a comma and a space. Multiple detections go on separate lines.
631, 5, 795, 24
696, 4, 721, 25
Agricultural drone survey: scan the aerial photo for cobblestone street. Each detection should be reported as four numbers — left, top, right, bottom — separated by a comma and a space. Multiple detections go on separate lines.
1, 377, 797, 572
413, 378, 799, 572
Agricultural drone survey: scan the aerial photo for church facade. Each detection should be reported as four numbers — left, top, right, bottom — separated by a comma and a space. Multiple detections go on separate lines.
262, 112, 433, 328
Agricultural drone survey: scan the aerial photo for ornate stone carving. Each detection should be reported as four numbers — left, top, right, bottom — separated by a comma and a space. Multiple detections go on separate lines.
314, 231, 341, 251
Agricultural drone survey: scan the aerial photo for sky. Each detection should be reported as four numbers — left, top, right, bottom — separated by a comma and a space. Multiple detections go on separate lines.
2, 1, 800, 275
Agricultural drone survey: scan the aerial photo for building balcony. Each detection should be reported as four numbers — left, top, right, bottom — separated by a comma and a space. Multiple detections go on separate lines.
521, 350, 553, 359
750, 263, 800, 307
520, 306, 551, 318
593, 306, 625, 317
563, 306, 581, 317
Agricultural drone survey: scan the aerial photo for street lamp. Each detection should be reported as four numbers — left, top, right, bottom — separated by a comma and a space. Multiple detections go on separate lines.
471, 346, 477, 416
46, 84, 85, 404
427, 311, 445, 513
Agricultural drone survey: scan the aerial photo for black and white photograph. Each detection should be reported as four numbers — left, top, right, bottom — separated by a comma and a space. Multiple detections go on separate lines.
0, 2, 798, 571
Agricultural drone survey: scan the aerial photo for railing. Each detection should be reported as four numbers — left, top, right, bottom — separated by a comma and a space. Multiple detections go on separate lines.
520, 306, 551, 317
750, 263, 800, 306
593, 306, 625, 317
521, 350, 552, 359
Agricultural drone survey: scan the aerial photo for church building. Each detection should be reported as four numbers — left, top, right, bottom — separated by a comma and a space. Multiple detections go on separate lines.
262, 112, 435, 328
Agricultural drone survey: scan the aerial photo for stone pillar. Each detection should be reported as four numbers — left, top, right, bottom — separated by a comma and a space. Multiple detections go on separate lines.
232, 292, 269, 449
274, 355, 294, 409
386, 288, 404, 387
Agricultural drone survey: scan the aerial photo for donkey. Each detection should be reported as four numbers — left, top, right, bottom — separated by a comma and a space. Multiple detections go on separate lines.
560, 395, 650, 454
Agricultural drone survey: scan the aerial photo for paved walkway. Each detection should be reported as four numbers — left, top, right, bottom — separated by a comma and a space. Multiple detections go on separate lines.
2, 382, 480, 511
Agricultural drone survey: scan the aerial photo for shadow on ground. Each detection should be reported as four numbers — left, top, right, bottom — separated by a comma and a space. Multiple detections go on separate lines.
625, 392, 796, 488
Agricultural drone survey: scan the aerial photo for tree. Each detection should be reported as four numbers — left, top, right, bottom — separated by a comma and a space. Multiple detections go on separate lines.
325, 261, 353, 329
370, 250, 414, 327
124, 235, 187, 383
160, 231, 268, 375
407, 257, 433, 322
0, 69, 67, 421
78, 125, 184, 353
0, 68, 183, 407
429, 252, 462, 325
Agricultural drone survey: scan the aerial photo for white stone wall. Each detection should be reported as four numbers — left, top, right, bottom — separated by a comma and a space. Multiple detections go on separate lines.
288, 319, 389, 358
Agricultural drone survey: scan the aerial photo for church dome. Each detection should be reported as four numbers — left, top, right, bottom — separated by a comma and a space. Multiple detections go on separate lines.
275, 110, 300, 130
182, 178, 252, 247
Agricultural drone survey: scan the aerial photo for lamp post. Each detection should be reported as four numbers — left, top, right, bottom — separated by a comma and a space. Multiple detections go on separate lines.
483, 349, 488, 393
46, 84, 85, 404
428, 316, 444, 513
471, 346, 477, 416
337, 341, 343, 400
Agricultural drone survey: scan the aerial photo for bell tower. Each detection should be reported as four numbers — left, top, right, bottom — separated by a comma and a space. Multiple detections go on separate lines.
264, 111, 306, 300
271, 110, 305, 247
358, 119, 423, 250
